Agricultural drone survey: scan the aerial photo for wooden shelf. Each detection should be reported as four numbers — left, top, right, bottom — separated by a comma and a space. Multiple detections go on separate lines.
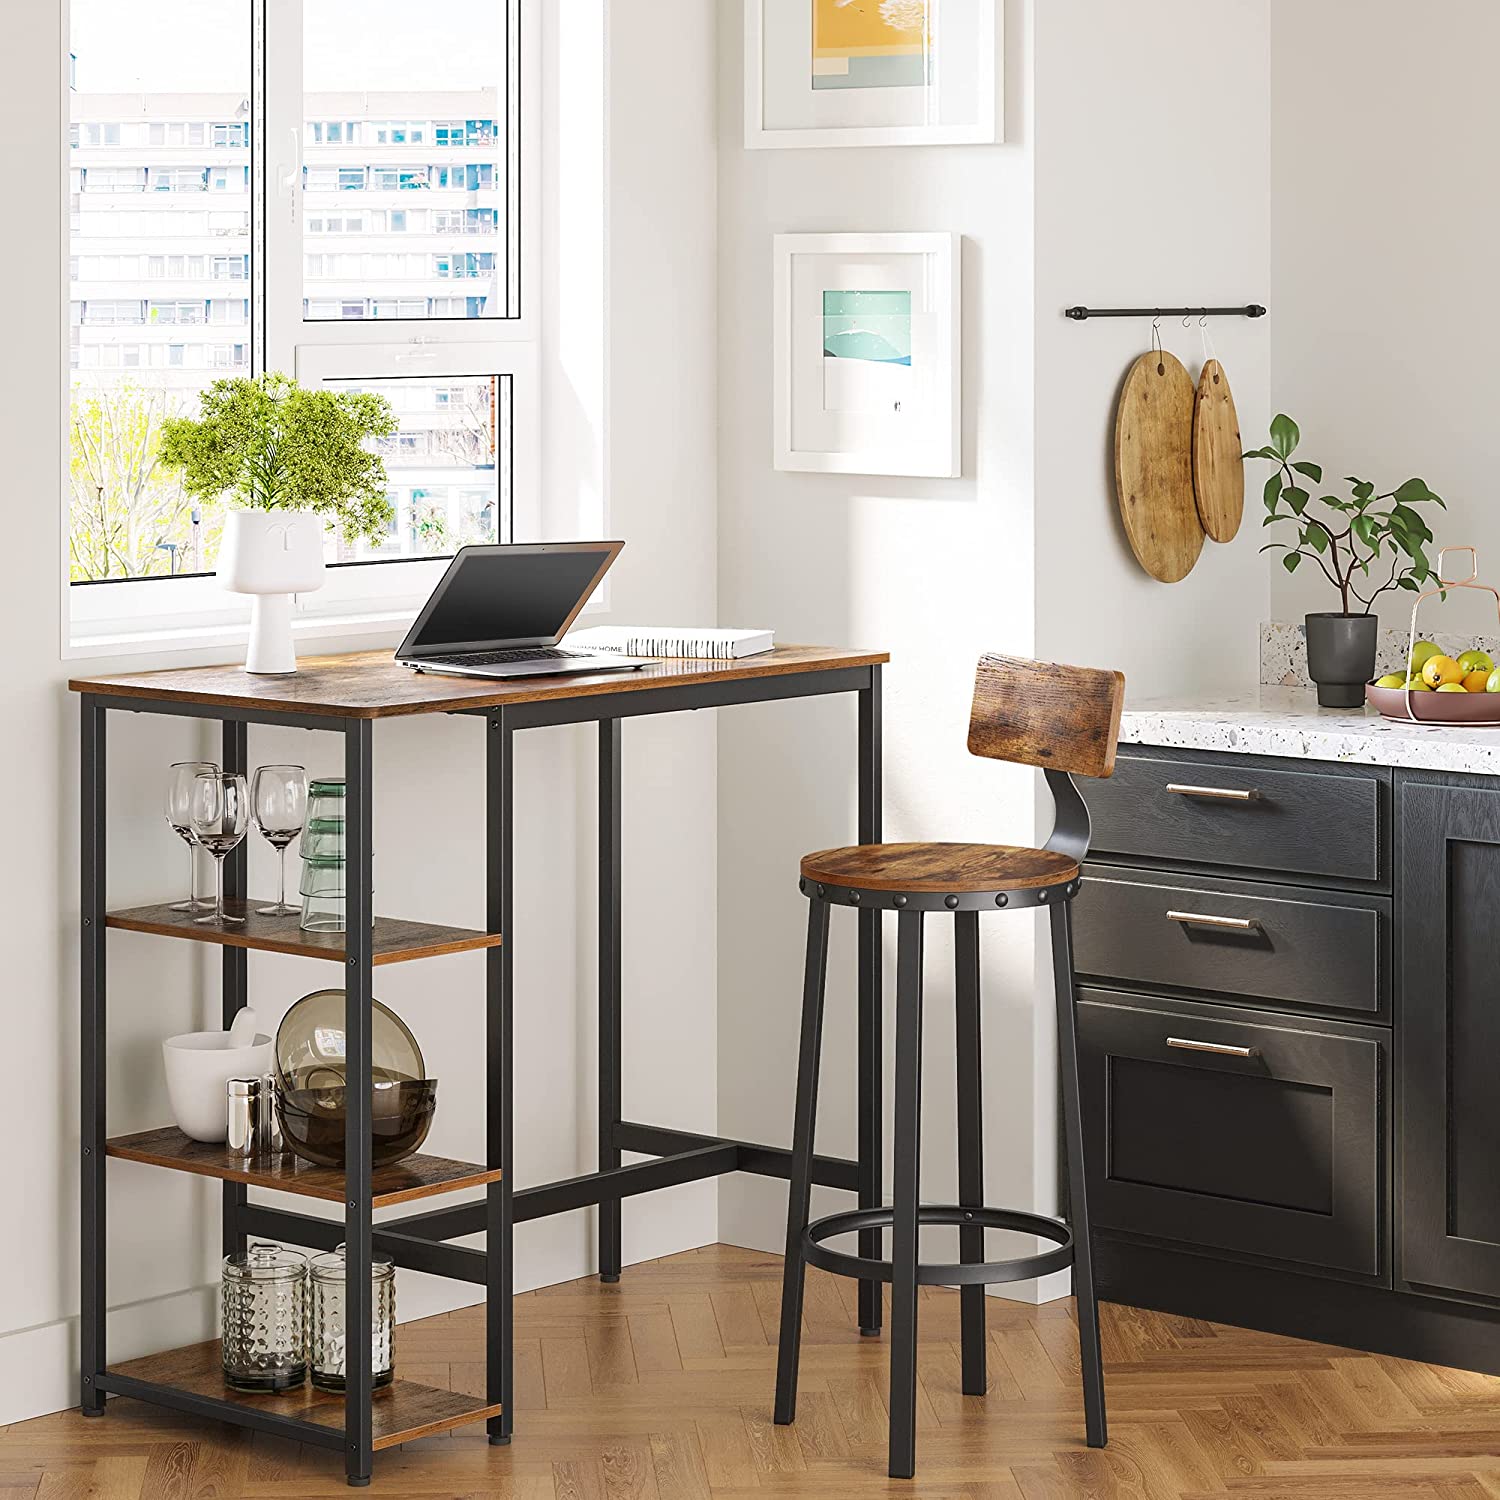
104, 1340, 500, 1450
105, 899, 501, 965
106, 1126, 501, 1208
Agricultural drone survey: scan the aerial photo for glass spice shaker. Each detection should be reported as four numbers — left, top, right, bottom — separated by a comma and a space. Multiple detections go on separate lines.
309, 1243, 395, 1392
221, 1242, 308, 1392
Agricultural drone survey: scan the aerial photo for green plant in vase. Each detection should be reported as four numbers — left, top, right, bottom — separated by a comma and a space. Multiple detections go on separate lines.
1246, 413, 1446, 707
159, 373, 397, 674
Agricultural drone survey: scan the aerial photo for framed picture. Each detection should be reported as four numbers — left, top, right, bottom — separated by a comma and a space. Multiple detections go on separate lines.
745, 0, 1001, 149
774, 232, 960, 478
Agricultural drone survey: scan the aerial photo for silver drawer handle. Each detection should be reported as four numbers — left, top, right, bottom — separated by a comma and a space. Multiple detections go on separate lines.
1166, 909, 1261, 931
1167, 1036, 1259, 1058
1166, 782, 1261, 802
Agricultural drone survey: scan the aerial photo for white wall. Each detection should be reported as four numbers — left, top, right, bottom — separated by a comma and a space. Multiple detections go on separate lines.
0, 0, 719, 1426
715, 0, 1046, 1279
714, 0, 1272, 1286
1034, 0, 1271, 700
1268, 0, 1495, 634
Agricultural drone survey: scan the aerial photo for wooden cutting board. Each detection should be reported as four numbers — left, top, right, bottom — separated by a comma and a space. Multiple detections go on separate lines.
1192, 358, 1244, 542
1114, 350, 1203, 583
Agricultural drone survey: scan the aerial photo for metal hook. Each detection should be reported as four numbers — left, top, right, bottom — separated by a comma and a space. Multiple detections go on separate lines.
1199, 314, 1209, 329
1182, 313, 1193, 329
1150, 314, 1163, 372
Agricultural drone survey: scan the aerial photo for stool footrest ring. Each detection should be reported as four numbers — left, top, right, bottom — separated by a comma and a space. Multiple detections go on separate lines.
801, 1205, 1074, 1287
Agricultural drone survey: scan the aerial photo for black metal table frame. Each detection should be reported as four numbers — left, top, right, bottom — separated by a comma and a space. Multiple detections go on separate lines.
80, 661, 883, 1487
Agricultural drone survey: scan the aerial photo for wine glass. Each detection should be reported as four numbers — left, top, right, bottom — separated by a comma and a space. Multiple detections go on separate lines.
165, 761, 218, 912
189, 771, 251, 926
252, 765, 308, 917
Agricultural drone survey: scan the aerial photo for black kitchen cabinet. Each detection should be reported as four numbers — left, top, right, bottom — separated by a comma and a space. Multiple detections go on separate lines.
1078, 989, 1385, 1277
1400, 779, 1500, 1300
1072, 745, 1500, 1376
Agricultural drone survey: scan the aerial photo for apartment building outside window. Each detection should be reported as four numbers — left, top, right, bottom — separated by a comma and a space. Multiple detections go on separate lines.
67, 0, 534, 647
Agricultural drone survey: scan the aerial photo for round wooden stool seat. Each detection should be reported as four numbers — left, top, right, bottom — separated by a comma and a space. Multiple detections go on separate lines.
799, 842, 1078, 911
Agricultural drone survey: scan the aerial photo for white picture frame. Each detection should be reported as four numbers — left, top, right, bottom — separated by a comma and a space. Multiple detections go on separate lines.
774, 232, 961, 478
745, 0, 1001, 149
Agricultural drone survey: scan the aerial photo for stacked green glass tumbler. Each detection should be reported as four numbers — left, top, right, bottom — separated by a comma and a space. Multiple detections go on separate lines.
298, 778, 366, 932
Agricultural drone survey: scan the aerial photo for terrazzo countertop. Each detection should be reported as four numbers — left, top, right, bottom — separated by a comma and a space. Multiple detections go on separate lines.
1122, 686, 1500, 775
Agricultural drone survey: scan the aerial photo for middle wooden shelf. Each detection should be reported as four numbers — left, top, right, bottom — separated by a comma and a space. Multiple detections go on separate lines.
106, 1126, 502, 1208
105, 899, 502, 966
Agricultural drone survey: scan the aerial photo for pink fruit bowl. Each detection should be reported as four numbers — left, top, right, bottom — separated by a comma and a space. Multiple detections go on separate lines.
1366, 682, 1500, 725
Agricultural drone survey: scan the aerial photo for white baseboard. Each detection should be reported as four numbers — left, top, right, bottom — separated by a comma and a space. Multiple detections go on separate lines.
4, 1197, 719, 1429
0, 1284, 218, 1429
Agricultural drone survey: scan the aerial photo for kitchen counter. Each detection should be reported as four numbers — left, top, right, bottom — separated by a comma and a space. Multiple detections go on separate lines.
1122, 685, 1500, 774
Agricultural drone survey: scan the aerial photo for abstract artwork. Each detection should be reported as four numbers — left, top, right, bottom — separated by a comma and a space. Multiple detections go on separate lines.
812, 0, 931, 91
775, 233, 960, 477
745, 0, 999, 148
821, 289, 912, 412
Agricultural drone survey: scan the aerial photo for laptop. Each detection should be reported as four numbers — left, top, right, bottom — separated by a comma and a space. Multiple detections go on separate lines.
395, 540, 650, 680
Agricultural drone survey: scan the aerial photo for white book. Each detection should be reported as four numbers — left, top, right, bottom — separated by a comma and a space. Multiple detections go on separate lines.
567, 625, 776, 660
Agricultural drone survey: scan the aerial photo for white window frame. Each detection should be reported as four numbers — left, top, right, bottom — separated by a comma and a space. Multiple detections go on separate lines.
63, 0, 539, 658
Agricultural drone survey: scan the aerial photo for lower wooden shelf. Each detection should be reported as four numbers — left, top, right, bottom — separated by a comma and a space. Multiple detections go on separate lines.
104, 1340, 500, 1450
106, 1126, 502, 1208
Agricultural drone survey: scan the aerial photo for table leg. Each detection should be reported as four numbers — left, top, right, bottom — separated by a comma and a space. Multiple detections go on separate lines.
80, 696, 107, 1416
858, 667, 884, 1336
221, 720, 248, 1260
487, 709, 515, 1442
598, 719, 622, 1283
344, 720, 374, 1487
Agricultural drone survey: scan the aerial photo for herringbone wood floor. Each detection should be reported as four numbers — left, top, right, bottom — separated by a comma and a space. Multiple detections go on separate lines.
9, 1243, 1500, 1498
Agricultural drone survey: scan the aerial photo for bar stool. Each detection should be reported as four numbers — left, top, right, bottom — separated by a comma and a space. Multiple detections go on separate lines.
772, 653, 1124, 1478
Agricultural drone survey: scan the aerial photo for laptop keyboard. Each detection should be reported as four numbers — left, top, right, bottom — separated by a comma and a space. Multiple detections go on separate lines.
424, 647, 593, 667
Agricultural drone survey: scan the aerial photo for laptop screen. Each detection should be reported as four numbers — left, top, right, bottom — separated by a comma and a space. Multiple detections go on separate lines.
403, 545, 616, 655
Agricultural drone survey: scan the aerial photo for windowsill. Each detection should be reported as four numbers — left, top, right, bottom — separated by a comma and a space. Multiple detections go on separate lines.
66, 607, 413, 663
65, 591, 611, 664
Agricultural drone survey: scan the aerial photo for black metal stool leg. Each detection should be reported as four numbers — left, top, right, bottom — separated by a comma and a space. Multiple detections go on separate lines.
954, 910, 986, 1397
1051, 900, 1107, 1448
889, 909, 925, 1479
774, 894, 831, 1426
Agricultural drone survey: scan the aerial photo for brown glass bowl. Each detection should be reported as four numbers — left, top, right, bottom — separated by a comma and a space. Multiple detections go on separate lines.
276, 1073, 438, 1169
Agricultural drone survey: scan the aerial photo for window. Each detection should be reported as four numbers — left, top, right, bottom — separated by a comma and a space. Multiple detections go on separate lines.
81, 166, 146, 192
148, 301, 207, 325
82, 299, 145, 326
67, 0, 534, 643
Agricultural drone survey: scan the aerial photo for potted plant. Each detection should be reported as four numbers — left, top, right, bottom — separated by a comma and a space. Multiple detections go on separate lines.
1247, 414, 1447, 707
160, 373, 398, 674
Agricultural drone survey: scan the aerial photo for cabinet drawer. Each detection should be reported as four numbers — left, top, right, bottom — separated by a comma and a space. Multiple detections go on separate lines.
1078, 990, 1386, 1277
1082, 753, 1384, 882
1074, 866, 1390, 1020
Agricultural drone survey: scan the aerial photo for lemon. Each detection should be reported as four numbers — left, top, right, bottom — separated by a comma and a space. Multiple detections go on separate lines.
1406, 675, 1434, 691
1461, 648, 1496, 674
1437, 682, 1469, 693
1409, 639, 1442, 673
1423, 654, 1465, 688
1373, 673, 1406, 689
1488, 668, 1500, 693
1464, 670, 1492, 692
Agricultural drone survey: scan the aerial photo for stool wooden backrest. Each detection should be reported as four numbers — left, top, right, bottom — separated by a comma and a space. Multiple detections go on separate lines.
966, 654, 1126, 780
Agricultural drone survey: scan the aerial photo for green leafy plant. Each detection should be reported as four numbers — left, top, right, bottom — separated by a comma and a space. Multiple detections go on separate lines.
159, 372, 398, 547
1246, 414, 1446, 614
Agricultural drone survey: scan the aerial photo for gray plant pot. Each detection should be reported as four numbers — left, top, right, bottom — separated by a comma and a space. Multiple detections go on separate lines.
1305, 612, 1378, 709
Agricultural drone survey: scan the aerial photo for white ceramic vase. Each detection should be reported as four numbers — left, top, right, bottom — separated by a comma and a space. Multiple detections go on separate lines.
217, 508, 326, 675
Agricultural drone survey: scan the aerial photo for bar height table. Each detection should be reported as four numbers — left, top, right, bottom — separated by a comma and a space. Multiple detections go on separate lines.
71, 644, 886, 1487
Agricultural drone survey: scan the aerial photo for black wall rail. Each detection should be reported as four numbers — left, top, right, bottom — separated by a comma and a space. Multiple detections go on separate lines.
1064, 304, 1267, 321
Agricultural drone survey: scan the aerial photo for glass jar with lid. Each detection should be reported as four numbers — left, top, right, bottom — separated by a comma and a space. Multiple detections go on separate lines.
309, 1243, 395, 1391
221, 1242, 308, 1391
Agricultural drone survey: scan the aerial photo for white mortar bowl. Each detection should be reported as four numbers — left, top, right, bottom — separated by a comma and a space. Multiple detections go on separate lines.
162, 1030, 274, 1142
